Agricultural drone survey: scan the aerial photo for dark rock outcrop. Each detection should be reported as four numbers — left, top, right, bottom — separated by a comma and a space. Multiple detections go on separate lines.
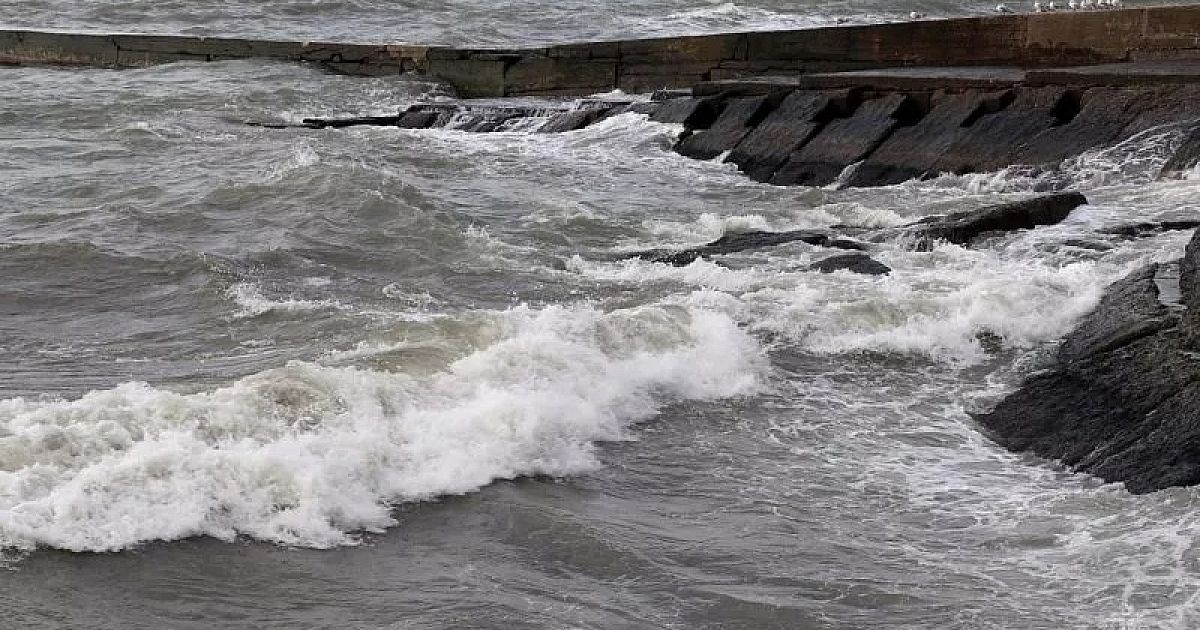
886, 192, 1087, 247
976, 231, 1200, 494
627, 229, 865, 267
1160, 124, 1200, 178
809, 253, 891, 275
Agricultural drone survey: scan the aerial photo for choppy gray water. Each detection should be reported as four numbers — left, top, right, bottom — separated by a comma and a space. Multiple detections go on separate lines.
4, 3, 1200, 629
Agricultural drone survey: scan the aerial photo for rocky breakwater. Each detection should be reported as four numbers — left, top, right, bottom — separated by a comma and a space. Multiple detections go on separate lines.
977, 230, 1200, 494
656, 62, 1200, 188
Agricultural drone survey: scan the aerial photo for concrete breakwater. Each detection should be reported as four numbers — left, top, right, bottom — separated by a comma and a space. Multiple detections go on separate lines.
4, 5, 1200, 97
295, 65, 1200, 188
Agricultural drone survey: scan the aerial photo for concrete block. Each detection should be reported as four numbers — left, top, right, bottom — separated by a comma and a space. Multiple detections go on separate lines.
504, 57, 615, 95
548, 42, 619, 59
619, 34, 745, 64
12, 31, 119, 65
1023, 10, 1139, 64
427, 58, 507, 98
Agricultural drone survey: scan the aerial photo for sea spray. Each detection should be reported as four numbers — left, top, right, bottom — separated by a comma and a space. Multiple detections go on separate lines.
0, 302, 762, 551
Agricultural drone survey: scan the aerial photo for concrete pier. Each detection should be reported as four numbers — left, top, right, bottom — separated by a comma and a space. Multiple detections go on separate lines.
4, 5, 1200, 97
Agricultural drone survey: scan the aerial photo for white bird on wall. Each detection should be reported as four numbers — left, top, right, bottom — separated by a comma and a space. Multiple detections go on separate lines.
1034, 1, 1044, 12
909, 11, 926, 18
1068, 0, 1078, 9
995, 3, 1013, 12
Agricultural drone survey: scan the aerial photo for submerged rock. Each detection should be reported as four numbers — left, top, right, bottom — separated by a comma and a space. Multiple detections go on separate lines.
1102, 220, 1200, 238
627, 229, 865, 267
808, 253, 891, 275
879, 192, 1087, 247
975, 231, 1200, 494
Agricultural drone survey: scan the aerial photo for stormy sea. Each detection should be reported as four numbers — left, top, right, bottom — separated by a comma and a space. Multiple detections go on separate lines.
3, 1, 1200, 628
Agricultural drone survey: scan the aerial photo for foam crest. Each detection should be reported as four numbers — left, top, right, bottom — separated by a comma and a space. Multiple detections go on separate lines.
0, 301, 761, 551
225, 282, 348, 319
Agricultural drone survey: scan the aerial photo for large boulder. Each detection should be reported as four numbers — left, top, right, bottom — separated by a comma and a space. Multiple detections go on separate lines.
976, 230, 1200, 494
885, 192, 1087, 247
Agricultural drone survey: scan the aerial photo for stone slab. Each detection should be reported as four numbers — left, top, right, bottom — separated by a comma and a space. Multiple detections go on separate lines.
848, 90, 1011, 187
675, 95, 777, 160
928, 86, 1069, 175
771, 93, 917, 187
1012, 87, 1168, 166
725, 90, 852, 182
504, 57, 616, 95
649, 95, 727, 127
807, 66, 1025, 90
1027, 61, 1200, 87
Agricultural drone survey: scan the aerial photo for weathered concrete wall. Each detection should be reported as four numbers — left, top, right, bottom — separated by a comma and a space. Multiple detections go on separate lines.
4, 6, 1200, 96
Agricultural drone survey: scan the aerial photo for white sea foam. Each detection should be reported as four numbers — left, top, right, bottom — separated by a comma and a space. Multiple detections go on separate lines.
225, 282, 349, 319
0, 301, 761, 551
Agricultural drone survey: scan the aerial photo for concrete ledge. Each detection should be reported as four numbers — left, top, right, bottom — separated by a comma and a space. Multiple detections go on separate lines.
5, 6, 1200, 96
1027, 60, 1200, 86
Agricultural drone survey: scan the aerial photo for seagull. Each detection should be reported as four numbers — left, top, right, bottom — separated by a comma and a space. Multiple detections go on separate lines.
995, 3, 1013, 12
909, 11, 926, 18
1112, 0, 1123, 7
1034, 1, 1044, 11
1080, 0, 1093, 8
1068, 0, 1078, 9
1048, 1, 1058, 10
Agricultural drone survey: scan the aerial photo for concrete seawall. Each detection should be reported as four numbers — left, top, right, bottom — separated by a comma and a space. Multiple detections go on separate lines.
4, 5, 1200, 97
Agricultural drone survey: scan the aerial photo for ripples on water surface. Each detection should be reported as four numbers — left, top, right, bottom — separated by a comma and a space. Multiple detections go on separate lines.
3, 7, 1200, 627
0, 0, 1196, 44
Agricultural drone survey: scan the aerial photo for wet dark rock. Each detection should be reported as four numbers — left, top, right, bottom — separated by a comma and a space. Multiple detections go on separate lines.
848, 90, 1011, 187
808, 253, 891, 275
1161, 124, 1200, 178
537, 107, 612, 133
627, 229, 864, 267
928, 87, 1071, 176
976, 230, 1200, 494
1056, 264, 1178, 363
770, 93, 919, 188
1102, 220, 1200, 238
724, 90, 852, 182
1011, 88, 1164, 167
301, 114, 402, 129
1061, 239, 1114, 251
396, 110, 440, 129
649, 95, 726, 128
888, 192, 1087, 247
675, 95, 777, 160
